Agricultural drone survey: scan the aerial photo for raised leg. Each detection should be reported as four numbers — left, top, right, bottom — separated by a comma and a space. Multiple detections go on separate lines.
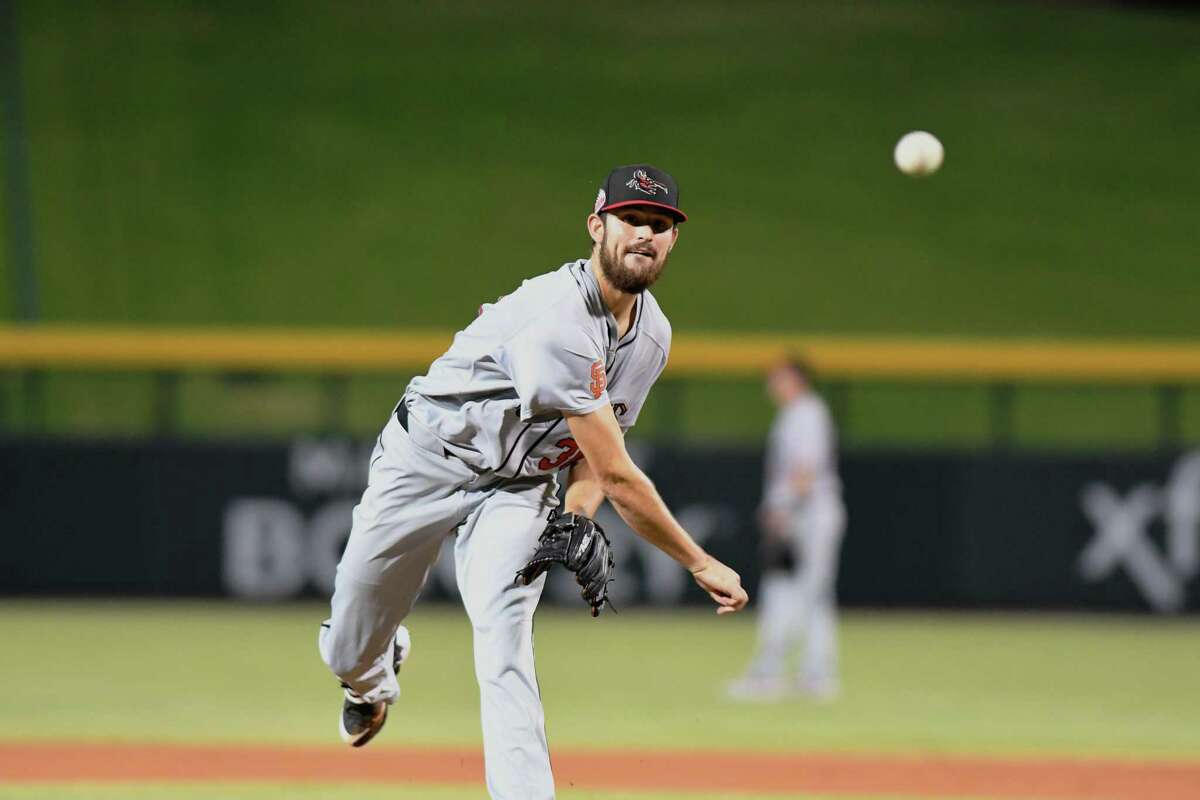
318, 413, 473, 704
319, 533, 443, 703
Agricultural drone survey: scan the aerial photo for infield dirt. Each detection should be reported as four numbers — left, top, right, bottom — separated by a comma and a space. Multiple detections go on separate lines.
2, 742, 1198, 798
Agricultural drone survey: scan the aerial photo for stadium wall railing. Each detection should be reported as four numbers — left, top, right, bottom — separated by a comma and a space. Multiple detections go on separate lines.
0, 325, 1198, 448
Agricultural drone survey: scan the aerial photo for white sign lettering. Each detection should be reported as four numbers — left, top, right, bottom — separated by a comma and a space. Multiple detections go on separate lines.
1078, 450, 1200, 612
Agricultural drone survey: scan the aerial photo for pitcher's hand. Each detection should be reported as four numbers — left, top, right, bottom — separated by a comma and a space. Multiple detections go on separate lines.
689, 557, 749, 615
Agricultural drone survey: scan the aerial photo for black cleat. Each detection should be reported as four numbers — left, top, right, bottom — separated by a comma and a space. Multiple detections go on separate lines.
334, 626, 408, 748
339, 689, 387, 748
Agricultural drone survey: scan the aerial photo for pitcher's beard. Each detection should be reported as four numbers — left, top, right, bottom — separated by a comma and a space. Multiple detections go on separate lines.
597, 236, 667, 294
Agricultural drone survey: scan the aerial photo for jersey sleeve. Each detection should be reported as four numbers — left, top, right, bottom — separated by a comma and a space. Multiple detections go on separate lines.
506, 324, 609, 421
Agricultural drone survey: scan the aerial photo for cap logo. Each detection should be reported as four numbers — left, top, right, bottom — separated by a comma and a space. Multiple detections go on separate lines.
594, 188, 607, 214
626, 169, 669, 197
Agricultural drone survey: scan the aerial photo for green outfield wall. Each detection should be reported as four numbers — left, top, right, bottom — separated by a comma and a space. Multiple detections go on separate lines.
3, 0, 1198, 336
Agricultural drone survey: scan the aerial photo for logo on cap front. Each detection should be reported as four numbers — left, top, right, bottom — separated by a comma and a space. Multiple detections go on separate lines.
626, 169, 668, 197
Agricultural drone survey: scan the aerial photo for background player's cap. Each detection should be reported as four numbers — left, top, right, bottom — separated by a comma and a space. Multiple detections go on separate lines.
594, 164, 687, 223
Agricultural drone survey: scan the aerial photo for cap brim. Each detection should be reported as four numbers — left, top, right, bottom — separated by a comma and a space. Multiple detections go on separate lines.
598, 199, 687, 223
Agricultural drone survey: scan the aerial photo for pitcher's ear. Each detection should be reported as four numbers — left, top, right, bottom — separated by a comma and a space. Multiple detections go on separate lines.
587, 213, 606, 246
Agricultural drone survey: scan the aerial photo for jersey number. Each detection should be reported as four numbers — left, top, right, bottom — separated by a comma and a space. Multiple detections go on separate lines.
537, 437, 582, 471
535, 407, 626, 472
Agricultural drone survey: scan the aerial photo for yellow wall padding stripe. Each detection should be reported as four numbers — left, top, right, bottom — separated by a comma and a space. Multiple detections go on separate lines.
0, 326, 1198, 382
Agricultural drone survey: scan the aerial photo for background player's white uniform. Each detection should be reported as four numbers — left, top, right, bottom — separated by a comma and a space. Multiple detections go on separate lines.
319, 259, 669, 799
740, 391, 846, 697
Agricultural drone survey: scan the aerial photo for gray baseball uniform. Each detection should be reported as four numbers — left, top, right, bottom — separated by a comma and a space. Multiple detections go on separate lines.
745, 392, 846, 695
319, 258, 669, 799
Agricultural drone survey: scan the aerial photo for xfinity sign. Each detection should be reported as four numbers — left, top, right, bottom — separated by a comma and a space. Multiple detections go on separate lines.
1079, 451, 1200, 612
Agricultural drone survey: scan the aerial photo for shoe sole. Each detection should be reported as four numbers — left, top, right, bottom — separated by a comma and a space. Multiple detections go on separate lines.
339, 703, 388, 748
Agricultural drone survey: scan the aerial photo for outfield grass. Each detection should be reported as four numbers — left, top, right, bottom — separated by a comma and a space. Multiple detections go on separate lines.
2, 1, 1199, 444
1, 601, 1197, 759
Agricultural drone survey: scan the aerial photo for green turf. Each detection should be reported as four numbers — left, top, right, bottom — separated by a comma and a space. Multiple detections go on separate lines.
3, 0, 1200, 444
1, 601, 1197, 760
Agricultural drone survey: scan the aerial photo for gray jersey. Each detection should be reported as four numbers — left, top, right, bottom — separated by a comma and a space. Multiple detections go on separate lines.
763, 393, 842, 513
404, 259, 671, 479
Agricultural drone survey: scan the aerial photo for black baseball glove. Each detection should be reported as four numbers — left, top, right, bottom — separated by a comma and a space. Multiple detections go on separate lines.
515, 510, 615, 616
759, 531, 797, 573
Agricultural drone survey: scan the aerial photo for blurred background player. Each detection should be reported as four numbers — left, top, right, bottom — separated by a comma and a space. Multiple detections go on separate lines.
728, 357, 846, 701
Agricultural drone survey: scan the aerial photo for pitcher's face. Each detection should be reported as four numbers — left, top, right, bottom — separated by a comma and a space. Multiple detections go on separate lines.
591, 206, 678, 294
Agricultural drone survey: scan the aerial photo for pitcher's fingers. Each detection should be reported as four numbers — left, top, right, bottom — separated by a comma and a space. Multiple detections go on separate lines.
709, 590, 735, 607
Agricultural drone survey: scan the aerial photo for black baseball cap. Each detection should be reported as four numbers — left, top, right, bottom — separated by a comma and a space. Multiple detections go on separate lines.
593, 164, 687, 223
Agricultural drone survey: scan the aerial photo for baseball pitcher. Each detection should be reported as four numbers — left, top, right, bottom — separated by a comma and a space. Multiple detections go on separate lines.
317, 164, 748, 799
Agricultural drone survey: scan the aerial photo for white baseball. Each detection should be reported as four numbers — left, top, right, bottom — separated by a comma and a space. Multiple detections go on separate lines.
893, 131, 944, 177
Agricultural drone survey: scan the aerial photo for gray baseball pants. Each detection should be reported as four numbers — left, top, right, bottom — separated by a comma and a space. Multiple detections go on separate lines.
317, 411, 559, 799
749, 496, 846, 690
